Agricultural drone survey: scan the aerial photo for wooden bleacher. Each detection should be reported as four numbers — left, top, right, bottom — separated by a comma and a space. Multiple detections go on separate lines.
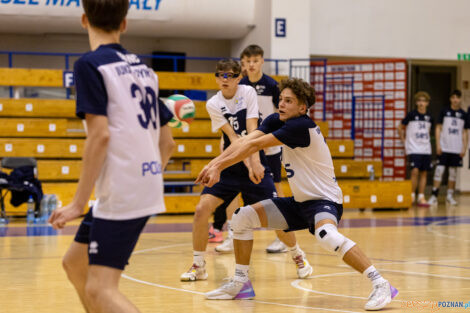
0, 68, 411, 215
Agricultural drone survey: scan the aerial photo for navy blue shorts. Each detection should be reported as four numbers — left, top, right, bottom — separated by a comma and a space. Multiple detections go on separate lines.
202, 173, 277, 206
438, 152, 462, 167
265, 152, 282, 183
408, 154, 432, 171
270, 197, 343, 235
74, 209, 149, 270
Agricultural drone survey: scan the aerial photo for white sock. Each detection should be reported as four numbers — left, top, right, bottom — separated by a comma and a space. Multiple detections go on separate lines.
287, 244, 303, 258
411, 193, 416, 202
418, 193, 425, 201
234, 264, 250, 283
227, 220, 233, 238
363, 265, 387, 286
447, 189, 454, 197
193, 251, 205, 266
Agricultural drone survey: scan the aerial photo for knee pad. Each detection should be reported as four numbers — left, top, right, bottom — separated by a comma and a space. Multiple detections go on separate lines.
315, 224, 356, 258
231, 205, 261, 240
434, 165, 445, 182
448, 167, 457, 182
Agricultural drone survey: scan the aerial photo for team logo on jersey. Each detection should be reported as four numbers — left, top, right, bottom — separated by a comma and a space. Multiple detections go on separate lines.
425, 115, 430, 121
221, 106, 227, 113
456, 112, 462, 118
255, 85, 266, 95
116, 51, 141, 65
447, 111, 451, 116
415, 116, 419, 120
89, 241, 99, 254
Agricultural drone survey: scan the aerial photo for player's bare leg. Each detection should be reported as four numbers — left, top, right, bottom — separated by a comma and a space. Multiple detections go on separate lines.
181, 194, 224, 281
417, 171, 429, 206
215, 196, 239, 253
62, 242, 91, 312
314, 219, 398, 310
410, 168, 419, 203
85, 265, 139, 313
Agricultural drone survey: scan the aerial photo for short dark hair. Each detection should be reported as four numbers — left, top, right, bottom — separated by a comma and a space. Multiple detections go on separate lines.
83, 0, 129, 32
215, 58, 241, 74
279, 78, 316, 109
414, 91, 431, 102
450, 89, 462, 98
240, 45, 264, 59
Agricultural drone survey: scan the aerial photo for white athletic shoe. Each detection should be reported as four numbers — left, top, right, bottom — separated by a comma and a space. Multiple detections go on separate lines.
205, 279, 255, 300
180, 263, 208, 281
266, 238, 288, 253
428, 195, 438, 206
292, 252, 313, 278
215, 236, 234, 253
446, 195, 458, 206
364, 281, 398, 311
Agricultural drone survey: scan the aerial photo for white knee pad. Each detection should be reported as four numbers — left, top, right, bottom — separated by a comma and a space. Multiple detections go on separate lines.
315, 224, 356, 258
448, 167, 457, 182
434, 165, 445, 182
231, 205, 261, 240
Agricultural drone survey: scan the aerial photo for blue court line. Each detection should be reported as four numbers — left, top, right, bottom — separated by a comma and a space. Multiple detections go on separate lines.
0, 215, 469, 238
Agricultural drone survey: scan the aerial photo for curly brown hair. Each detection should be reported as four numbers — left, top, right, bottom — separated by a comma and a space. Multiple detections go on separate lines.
414, 91, 431, 103
279, 78, 316, 109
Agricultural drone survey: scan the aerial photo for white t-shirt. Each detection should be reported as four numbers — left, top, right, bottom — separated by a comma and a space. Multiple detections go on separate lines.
75, 44, 173, 220
438, 107, 469, 154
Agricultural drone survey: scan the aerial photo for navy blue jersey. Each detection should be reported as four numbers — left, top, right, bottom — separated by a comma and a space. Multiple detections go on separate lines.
240, 74, 281, 156
437, 107, 468, 154
401, 110, 433, 155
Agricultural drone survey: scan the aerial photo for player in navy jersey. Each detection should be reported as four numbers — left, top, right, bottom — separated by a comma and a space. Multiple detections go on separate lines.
429, 90, 469, 206
181, 59, 312, 282
198, 78, 397, 311
398, 91, 433, 206
48, 1, 175, 312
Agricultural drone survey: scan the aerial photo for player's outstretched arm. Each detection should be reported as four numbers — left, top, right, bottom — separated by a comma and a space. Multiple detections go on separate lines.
246, 118, 264, 183
49, 114, 110, 229
196, 133, 282, 187
159, 125, 176, 169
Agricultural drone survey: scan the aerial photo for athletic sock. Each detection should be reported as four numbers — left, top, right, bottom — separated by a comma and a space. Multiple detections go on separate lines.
193, 251, 205, 266
447, 189, 454, 197
432, 188, 439, 197
363, 265, 387, 286
234, 264, 250, 283
287, 244, 303, 258
418, 193, 425, 201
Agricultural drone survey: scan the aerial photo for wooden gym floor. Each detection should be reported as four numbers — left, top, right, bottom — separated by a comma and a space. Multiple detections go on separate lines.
1, 196, 469, 313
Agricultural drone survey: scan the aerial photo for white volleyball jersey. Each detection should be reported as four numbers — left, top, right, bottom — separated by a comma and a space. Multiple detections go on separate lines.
437, 107, 469, 154
258, 114, 343, 204
401, 110, 433, 155
206, 84, 271, 178
75, 43, 173, 220
240, 74, 281, 155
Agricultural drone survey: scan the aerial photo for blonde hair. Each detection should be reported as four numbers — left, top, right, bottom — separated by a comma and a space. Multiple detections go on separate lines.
414, 91, 431, 103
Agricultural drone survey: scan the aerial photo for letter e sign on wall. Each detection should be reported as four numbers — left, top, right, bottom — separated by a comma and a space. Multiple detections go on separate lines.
275, 18, 286, 37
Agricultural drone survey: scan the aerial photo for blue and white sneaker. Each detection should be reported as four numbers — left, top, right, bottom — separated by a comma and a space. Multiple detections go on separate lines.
205, 279, 255, 300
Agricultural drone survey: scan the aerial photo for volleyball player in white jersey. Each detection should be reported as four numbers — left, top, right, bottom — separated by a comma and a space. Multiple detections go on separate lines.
428, 90, 469, 205
398, 91, 433, 206
197, 78, 398, 311
48, 1, 175, 312
181, 59, 312, 282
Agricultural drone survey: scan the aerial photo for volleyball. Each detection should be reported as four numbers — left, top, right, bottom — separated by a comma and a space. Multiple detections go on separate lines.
164, 94, 196, 128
